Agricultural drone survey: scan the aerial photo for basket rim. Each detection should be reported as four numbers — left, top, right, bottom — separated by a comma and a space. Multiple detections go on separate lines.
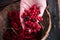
41, 9, 52, 40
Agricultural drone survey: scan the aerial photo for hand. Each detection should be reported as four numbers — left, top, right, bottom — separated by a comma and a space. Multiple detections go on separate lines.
20, 0, 47, 29
20, 0, 34, 29
36, 0, 47, 17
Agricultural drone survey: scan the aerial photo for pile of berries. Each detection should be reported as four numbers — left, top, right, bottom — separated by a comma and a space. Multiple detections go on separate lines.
3, 4, 43, 40
22, 4, 43, 33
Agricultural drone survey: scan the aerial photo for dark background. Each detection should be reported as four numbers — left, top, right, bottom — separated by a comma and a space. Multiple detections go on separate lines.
0, 0, 60, 40
47, 0, 60, 40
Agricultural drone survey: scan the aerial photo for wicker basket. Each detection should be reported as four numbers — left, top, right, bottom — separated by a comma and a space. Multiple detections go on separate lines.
0, 1, 52, 40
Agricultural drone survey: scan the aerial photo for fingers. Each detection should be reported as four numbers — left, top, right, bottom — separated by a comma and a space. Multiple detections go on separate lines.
20, 0, 47, 17
20, 0, 34, 29
20, 0, 47, 29
36, 0, 47, 17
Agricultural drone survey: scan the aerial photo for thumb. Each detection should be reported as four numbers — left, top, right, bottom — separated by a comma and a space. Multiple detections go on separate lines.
20, 0, 34, 29
20, 0, 34, 14
36, 0, 47, 17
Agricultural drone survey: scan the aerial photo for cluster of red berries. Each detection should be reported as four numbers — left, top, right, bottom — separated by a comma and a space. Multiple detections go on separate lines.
3, 4, 43, 40
22, 4, 43, 33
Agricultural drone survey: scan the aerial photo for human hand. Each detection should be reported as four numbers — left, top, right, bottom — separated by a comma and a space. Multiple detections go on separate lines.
20, 0, 47, 29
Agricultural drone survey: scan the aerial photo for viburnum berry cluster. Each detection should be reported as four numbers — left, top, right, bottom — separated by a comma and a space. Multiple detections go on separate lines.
3, 4, 43, 40
21, 4, 43, 33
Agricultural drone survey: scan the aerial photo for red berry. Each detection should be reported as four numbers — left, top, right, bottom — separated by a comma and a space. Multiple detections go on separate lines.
11, 21, 18, 30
